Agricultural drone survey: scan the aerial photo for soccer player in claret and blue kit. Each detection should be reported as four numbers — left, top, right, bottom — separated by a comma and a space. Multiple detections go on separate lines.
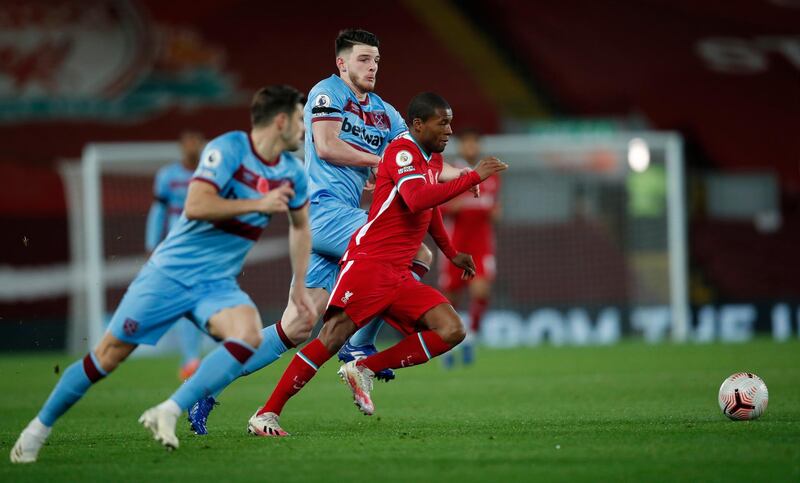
145, 130, 209, 380
246, 92, 508, 436
10, 85, 317, 462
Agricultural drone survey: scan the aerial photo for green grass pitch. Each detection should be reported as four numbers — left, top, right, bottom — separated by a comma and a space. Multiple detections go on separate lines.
1, 340, 798, 482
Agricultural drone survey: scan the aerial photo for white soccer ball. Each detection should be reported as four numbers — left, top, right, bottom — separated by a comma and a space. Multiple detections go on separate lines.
718, 372, 768, 420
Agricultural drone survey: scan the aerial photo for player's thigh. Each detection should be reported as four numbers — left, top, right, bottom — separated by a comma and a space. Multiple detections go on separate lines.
107, 265, 196, 346
193, 280, 261, 345
310, 202, 367, 258
327, 260, 397, 328
418, 303, 466, 345
386, 278, 455, 337
305, 252, 341, 293
317, 307, 359, 353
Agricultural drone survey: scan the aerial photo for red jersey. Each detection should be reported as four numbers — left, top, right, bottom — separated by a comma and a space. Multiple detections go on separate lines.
444, 159, 501, 254
342, 134, 481, 270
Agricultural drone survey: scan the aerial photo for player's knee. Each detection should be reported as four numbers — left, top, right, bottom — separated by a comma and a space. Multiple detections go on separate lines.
286, 323, 313, 346
445, 324, 467, 346
94, 335, 135, 373
282, 315, 314, 345
234, 319, 263, 348
438, 318, 466, 346
415, 244, 433, 267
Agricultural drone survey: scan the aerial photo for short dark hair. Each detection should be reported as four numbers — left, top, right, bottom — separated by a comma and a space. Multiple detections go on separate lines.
335, 28, 379, 55
250, 85, 306, 127
407, 92, 451, 123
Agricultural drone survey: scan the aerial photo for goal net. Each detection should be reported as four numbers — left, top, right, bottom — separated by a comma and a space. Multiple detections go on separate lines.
64, 132, 686, 352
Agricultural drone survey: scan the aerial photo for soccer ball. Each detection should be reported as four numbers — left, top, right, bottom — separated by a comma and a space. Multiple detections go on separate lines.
718, 372, 768, 420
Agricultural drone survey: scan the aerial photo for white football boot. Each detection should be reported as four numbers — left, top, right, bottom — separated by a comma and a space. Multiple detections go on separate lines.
10, 418, 51, 463
139, 401, 180, 450
247, 411, 289, 437
337, 360, 375, 415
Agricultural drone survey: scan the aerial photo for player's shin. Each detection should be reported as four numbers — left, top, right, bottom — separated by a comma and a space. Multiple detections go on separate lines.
238, 323, 293, 378
37, 352, 107, 427
169, 338, 256, 410
357, 330, 453, 372
257, 339, 333, 416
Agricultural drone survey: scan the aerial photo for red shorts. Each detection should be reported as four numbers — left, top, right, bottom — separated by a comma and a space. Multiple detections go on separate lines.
327, 259, 449, 335
439, 252, 496, 292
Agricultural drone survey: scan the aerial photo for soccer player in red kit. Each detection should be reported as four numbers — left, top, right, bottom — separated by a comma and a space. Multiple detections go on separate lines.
440, 129, 501, 366
247, 92, 507, 436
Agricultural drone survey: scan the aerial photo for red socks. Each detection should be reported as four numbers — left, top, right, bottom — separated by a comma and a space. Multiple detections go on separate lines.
469, 297, 489, 333
358, 330, 452, 373
258, 339, 332, 416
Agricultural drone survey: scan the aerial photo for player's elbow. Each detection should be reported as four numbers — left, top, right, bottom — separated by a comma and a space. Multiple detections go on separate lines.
183, 203, 202, 220
314, 140, 333, 160
405, 200, 424, 214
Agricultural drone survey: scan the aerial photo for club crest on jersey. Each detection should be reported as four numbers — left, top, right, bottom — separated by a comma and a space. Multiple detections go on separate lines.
314, 94, 331, 108
123, 318, 139, 336
396, 150, 413, 167
341, 290, 353, 304
203, 149, 222, 168
372, 112, 388, 129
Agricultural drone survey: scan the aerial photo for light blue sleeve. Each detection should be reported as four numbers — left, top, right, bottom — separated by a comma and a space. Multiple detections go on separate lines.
191, 137, 240, 191
145, 168, 169, 251
386, 103, 408, 140
288, 157, 310, 209
308, 82, 347, 122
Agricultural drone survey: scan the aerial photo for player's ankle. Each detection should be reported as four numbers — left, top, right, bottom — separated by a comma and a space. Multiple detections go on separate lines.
159, 399, 182, 416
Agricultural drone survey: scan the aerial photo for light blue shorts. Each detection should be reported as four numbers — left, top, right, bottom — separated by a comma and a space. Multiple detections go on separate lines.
305, 198, 368, 293
107, 263, 255, 345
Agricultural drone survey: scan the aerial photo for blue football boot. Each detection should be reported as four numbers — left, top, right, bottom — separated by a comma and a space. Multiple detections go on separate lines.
337, 341, 396, 382
188, 396, 218, 435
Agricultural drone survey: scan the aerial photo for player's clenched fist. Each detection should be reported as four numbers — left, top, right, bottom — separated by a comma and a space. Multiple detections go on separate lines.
258, 184, 295, 214
474, 156, 507, 180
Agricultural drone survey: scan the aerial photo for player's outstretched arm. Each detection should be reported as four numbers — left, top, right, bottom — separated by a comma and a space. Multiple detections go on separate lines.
287, 205, 317, 322
312, 120, 381, 167
440, 162, 479, 199
398, 156, 506, 214
184, 181, 292, 221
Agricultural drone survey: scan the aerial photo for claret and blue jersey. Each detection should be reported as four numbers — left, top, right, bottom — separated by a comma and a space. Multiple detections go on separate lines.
145, 162, 193, 251
149, 130, 309, 285
304, 74, 407, 208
